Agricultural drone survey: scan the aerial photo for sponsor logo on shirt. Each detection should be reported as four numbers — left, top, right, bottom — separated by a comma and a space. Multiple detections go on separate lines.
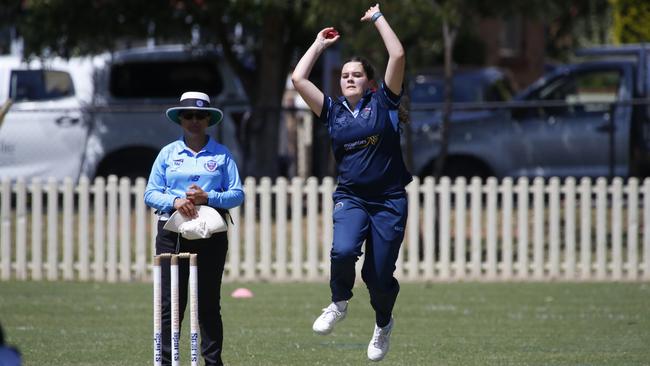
204, 160, 218, 172
334, 202, 344, 211
173, 159, 184, 167
343, 134, 379, 151
189, 175, 200, 182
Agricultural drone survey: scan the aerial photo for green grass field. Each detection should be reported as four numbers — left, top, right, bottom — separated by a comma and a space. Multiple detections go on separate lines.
0, 281, 649, 366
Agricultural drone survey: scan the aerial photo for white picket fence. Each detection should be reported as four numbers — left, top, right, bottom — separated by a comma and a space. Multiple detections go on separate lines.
1, 175, 650, 283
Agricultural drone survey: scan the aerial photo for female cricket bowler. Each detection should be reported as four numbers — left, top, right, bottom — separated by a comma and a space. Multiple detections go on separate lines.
291, 3, 411, 362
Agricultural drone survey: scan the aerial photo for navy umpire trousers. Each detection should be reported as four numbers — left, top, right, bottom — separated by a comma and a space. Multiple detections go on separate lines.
329, 191, 408, 328
156, 220, 228, 366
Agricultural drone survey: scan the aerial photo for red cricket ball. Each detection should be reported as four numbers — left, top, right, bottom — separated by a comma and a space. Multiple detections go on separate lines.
325, 29, 339, 39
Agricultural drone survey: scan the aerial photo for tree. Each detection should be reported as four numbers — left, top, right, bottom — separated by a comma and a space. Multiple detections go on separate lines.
13, 0, 444, 178
610, 0, 650, 44
544, 0, 612, 60
12, 0, 605, 179
13, 1, 311, 177
431, 0, 461, 179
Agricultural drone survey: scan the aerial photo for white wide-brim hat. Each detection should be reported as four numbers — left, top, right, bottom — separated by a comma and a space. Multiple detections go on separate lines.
163, 205, 227, 240
166, 91, 224, 126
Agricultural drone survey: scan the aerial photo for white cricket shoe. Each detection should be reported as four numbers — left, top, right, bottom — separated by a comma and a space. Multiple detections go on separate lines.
367, 318, 394, 362
312, 302, 347, 335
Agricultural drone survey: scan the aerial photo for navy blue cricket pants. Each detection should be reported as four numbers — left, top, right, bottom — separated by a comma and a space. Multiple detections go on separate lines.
329, 191, 408, 328
156, 221, 228, 366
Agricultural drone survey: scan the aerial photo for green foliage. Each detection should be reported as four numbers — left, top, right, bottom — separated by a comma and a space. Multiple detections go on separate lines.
1, 281, 649, 365
18, 0, 189, 58
11, 0, 618, 69
610, 0, 650, 44
12, 0, 440, 72
544, 0, 612, 60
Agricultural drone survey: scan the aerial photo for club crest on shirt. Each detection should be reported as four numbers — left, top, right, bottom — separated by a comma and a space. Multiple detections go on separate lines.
173, 159, 184, 167
204, 160, 218, 172
334, 202, 344, 211
360, 106, 372, 119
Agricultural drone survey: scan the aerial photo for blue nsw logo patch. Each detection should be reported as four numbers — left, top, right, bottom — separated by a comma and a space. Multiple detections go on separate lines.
360, 106, 372, 119
204, 160, 218, 172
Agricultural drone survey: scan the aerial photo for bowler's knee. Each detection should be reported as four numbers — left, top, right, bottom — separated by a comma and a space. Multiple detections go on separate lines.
330, 245, 361, 261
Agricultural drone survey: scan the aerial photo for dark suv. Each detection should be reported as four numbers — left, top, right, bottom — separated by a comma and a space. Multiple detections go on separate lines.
406, 51, 647, 179
405, 67, 515, 177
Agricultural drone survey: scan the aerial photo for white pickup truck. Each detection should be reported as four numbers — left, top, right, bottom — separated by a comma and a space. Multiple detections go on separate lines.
0, 44, 249, 182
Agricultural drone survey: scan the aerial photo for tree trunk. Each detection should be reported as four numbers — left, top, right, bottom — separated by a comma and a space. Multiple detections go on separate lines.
238, 14, 291, 179
434, 19, 456, 178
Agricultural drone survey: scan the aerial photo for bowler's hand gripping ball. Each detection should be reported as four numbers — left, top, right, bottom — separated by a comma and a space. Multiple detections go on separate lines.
325, 29, 339, 39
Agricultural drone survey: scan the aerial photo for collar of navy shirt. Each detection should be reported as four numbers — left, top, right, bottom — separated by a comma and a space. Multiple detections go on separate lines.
340, 88, 373, 118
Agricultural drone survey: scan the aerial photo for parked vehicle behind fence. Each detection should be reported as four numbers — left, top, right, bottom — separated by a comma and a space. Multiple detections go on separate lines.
407, 45, 650, 179
406, 67, 515, 176
0, 55, 91, 180
0, 44, 249, 182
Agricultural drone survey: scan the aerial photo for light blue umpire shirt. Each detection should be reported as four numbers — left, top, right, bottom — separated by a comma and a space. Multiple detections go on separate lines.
144, 135, 244, 217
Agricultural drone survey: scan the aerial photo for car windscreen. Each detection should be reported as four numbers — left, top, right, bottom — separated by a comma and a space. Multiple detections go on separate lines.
9, 70, 75, 101
109, 60, 223, 98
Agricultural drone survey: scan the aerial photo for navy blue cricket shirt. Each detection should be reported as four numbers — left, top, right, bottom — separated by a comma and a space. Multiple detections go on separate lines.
319, 82, 412, 197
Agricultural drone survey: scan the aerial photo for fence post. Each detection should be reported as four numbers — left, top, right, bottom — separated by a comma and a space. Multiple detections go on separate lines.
290, 177, 303, 280
579, 178, 592, 280
275, 177, 288, 280
63, 177, 74, 280
134, 177, 147, 281
259, 177, 272, 280
453, 177, 466, 279
422, 177, 436, 280
47, 177, 59, 281
626, 178, 639, 280
119, 177, 132, 281
320, 177, 334, 279
106, 175, 118, 283
532, 177, 545, 280
501, 178, 513, 280
470, 177, 482, 279
643, 178, 650, 281
306, 177, 319, 280
1, 178, 12, 280
611, 177, 623, 280
227, 205, 241, 280
94, 177, 106, 281
596, 177, 607, 280
548, 177, 560, 279
78, 176, 90, 281
516, 177, 529, 279
31, 178, 43, 280
406, 177, 420, 280
15, 178, 27, 280
564, 177, 576, 280
244, 177, 257, 281
486, 177, 498, 279
438, 177, 451, 279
